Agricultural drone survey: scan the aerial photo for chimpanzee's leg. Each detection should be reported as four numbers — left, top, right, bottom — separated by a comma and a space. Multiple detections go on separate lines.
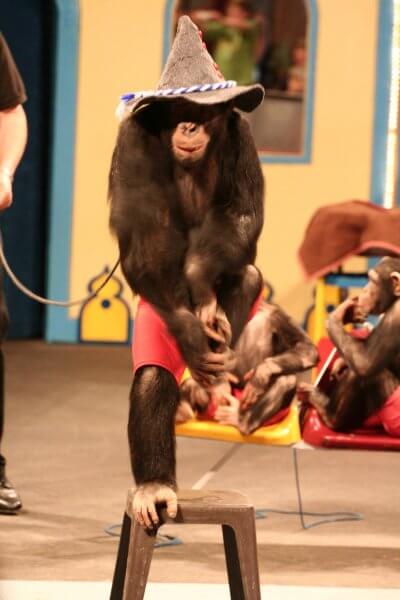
217, 265, 263, 346
239, 375, 297, 435
298, 383, 336, 428
300, 369, 400, 431
129, 366, 179, 487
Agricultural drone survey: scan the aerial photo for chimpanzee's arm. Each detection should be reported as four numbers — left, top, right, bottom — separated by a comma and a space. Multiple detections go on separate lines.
245, 307, 318, 396
268, 309, 319, 374
184, 113, 264, 307
327, 301, 400, 377
238, 304, 317, 410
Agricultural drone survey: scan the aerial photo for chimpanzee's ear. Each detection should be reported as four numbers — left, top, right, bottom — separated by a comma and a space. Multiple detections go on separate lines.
390, 272, 400, 296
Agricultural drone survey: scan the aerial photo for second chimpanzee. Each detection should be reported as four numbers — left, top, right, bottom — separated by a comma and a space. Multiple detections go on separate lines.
299, 256, 400, 436
178, 299, 319, 434
109, 16, 265, 527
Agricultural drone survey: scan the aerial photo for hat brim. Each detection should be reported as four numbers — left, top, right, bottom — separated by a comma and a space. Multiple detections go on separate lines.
132, 83, 265, 114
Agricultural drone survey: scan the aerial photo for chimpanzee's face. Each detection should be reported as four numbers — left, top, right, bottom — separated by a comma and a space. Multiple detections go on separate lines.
166, 101, 230, 166
358, 270, 388, 315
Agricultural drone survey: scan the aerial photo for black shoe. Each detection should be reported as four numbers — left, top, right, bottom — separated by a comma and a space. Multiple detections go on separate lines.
0, 476, 22, 514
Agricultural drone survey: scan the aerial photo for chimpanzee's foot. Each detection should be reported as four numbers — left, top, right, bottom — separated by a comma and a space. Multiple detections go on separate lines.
297, 382, 333, 427
180, 377, 210, 412
132, 482, 178, 530
175, 399, 195, 423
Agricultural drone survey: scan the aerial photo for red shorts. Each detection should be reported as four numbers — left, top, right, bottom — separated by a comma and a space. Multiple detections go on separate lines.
363, 386, 400, 437
132, 293, 263, 383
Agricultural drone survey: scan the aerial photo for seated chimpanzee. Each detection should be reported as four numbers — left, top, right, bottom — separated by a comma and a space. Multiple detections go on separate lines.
298, 257, 400, 437
177, 299, 319, 434
109, 16, 266, 528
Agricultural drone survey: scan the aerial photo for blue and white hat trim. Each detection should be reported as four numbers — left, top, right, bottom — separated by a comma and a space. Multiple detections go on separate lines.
116, 80, 237, 120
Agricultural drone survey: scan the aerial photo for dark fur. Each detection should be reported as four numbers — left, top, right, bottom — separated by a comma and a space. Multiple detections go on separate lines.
181, 301, 319, 434
129, 366, 179, 487
109, 104, 264, 485
313, 259, 400, 431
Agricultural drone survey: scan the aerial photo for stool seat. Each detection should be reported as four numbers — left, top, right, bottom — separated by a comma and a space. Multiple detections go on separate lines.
110, 488, 261, 600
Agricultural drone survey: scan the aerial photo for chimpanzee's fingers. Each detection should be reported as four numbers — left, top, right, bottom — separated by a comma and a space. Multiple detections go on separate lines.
227, 372, 239, 384
203, 360, 227, 373
203, 351, 229, 364
148, 502, 159, 527
192, 372, 216, 387
240, 395, 250, 410
203, 324, 225, 343
141, 506, 153, 529
166, 495, 178, 519
242, 385, 257, 408
244, 369, 255, 381
221, 392, 237, 404
226, 373, 239, 383
134, 507, 145, 526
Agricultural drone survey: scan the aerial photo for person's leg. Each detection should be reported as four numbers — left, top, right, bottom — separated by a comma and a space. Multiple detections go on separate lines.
0, 346, 5, 476
0, 270, 7, 470
0, 272, 21, 514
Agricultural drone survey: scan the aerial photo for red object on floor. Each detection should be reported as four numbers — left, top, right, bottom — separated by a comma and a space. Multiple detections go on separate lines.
301, 334, 400, 451
302, 407, 400, 451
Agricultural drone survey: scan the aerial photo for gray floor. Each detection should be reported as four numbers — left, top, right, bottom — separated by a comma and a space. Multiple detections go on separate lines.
0, 341, 399, 590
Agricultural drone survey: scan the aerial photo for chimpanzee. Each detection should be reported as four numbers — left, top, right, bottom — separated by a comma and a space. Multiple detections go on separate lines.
298, 257, 400, 435
108, 16, 265, 528
178, 299, 319, 434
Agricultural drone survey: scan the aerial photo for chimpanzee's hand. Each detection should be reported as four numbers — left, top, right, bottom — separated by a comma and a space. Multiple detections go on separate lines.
171, 307, 235, 385
241, 359, 281, 410
210, 378, 232, 404
213, 306, 232, 346
331, 298, 365, 324
296, 381, 315, 403
330, 357, 348, 380
175, 400, 195, 423
132, 483, 178, 530
180, 377, 210, 412
214, 392, 240, 426
198, 303, 232, 348
196, 295, 218, 330
191, 346, 237, 387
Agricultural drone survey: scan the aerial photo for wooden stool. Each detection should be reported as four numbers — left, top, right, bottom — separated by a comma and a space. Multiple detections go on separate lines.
110, 488, 261, 600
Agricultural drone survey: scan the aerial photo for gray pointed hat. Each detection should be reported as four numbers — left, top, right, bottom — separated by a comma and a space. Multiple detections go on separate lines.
117, 15, 264, 119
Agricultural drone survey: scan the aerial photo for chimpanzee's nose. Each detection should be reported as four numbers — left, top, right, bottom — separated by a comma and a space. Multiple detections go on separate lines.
179, 122, 199, 137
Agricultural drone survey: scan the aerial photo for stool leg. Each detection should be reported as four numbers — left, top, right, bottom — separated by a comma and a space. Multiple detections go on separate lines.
222, 524, 245, 600
122, 520, 157, 600
110, 512, 131, 600
223, 509, 261, 600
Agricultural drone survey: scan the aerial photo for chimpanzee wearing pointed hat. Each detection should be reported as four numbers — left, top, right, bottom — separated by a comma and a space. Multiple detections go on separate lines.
109, 16, 264, 527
